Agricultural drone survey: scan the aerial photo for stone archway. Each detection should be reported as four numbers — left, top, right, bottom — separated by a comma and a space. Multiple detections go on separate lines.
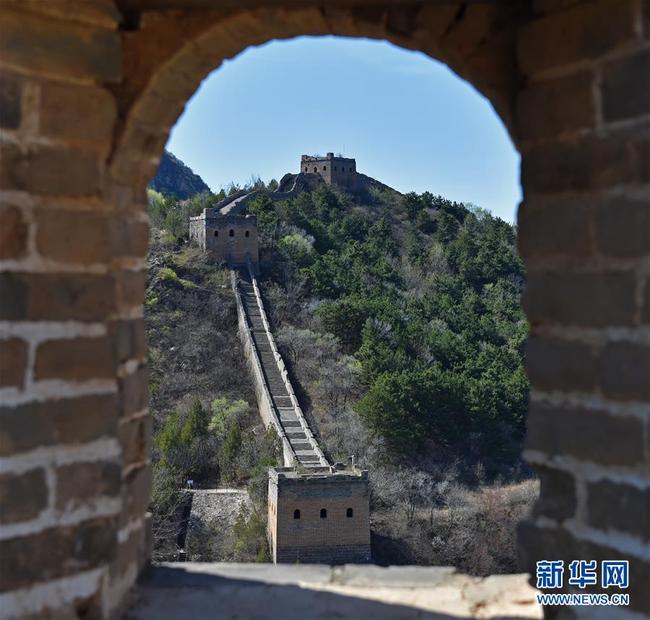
0, 1, 648, 618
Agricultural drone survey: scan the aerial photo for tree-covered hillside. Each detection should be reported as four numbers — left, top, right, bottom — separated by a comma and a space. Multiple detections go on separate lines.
146, 178, 536, 573
247, 185, 528, 469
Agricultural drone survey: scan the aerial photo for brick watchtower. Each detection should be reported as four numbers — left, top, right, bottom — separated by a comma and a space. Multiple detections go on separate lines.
301, 153, 357, 189
268, 467, 371, 564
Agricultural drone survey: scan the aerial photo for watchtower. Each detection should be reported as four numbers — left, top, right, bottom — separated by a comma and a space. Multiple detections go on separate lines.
301, 153, 357, 189
189, 209, 259, 272
268, 467, 371, 564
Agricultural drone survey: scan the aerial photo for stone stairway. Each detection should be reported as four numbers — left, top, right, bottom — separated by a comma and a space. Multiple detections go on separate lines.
237, 275, 325, 468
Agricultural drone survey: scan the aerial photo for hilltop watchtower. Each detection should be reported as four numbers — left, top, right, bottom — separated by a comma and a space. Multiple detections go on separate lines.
301, 153, 357, 189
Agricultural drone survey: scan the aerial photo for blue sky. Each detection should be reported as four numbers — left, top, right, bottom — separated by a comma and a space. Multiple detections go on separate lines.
166, 36, 521, 222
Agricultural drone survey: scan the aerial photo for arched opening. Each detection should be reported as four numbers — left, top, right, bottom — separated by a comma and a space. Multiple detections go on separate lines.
229, 229, 235, 237
346, 508, 354, 518
293, 509, 301, 519
144, 33, 525, 573
214, 230, 219, 237
5, 3, 641, 618
320, 508, 328, 519
245, 230, 250, 238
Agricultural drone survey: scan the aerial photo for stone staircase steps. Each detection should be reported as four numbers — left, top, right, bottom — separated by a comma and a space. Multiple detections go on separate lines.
237, 272, 326, 468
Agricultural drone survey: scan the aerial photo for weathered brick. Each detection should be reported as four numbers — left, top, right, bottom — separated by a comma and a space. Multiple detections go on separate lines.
602, 49, 650, 123
0, 469, 47, 524
0, 11, 120, 82
517, 196, 593, 259
119, 414, 152, 468
0, 517, 117, 592
521, 123, 650, 193
110, 520, 147, 580
39, 81, 117, 147
0, 205, 28, 259
600, 342, 650, 401
2, 0, 120, 29
108, 319, 147, 365
588, 480, 649, 541
526, 401, 645, 466
594, 195, 650, 258
35, 210, 111, 264
526, 336, 597, 391
0, 73, 21, 129
0, 272, 114, 321
518, 0, 640, 75
110, 218, 149, 259
120, 465, 152, 527
523, 270, 637, 327
55, 460, 121, 512
118, 365, 149, 417
0, 394, 117, 456
115, 269, 147, 312
533, 466, 576, 521
34, 336, 114, 382
516, 70, 595, 142
0, 337, 27, 388
0, 143, 102, 196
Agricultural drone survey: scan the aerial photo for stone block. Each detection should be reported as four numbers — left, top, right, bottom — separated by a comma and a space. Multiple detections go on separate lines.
35, 210, 112, 264
34, 336, 114, 382
119, 414, 152, 468
39, 81, 117, 146
0, 337, 27, 388
0, 469, 47, 524
516, 70, 595, 142
587, 479, 649, 541
108, 319, 147, 365
601, 49, 650, 123
599, 342, 650, 401
594, 194, 650, 258
526, 401, 645, 467
521, 123, 650, 194
0, 205, 28, 260
526, 336, 597, 392
118, 365, 149, 418
120, 465, 152, 527
55, 460, 121, 512
0, 272, 115, 321
523, 270, 637, 327
518, 0, 639, 75
0, 11, 120, 82
0, 517, 117, 592
0, 394, 118, 456
0, 143, 102, 196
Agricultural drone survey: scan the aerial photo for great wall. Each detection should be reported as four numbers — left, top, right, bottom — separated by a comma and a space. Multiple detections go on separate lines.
188, 155, 375, 564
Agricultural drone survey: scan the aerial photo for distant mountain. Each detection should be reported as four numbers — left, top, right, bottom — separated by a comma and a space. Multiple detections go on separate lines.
149, 150, 211, 199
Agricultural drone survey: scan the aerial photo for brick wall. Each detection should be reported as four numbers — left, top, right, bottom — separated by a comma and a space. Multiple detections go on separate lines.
268, 469, 371, 564
0, 1, 647, 618
515, 1, 650, 617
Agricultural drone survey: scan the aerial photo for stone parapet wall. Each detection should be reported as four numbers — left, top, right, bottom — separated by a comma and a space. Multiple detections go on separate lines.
0, 0, 647, 617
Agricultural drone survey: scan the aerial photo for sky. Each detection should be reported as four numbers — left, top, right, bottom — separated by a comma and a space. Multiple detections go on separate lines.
166, 36, 521, 222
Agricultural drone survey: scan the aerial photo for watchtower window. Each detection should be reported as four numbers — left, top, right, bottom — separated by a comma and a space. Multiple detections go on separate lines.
293, 509, 300, 519
320, 508, 327, 519
323, 165, 327, 171
346, 508, 354, 518
214, 230, 218, 237
245, 230, 250, 238
229, 229, 234, 237
341, 167, 345, 172
313, 167, 317, 172
334, 166, 337, 171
